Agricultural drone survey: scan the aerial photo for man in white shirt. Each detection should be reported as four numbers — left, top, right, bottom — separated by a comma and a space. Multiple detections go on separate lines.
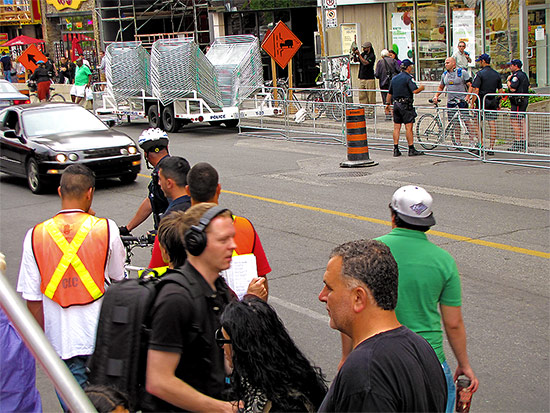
17, 164, 125, 411
452, 41, 472, 70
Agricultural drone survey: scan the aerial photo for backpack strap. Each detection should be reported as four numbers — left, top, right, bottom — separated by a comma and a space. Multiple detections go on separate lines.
457, 67, 462, 77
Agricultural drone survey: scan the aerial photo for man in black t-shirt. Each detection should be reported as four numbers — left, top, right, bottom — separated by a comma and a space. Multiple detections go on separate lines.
145, 203, 267, 412
318, 240, 447, 412
354, 41, 376, 117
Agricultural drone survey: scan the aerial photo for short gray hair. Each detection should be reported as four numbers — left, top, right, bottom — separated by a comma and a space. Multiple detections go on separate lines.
380, 49, 390, 57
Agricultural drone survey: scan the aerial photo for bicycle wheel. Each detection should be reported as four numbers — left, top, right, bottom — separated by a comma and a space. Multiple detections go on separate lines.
329, 92, 344, 122
29, 93, 40, 104
49, 93, 66, 102
306, 91, 324, 120
416, 114, 442, 150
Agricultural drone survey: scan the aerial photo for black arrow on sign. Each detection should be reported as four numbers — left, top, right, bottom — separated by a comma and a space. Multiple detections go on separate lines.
27, 54, 37, 64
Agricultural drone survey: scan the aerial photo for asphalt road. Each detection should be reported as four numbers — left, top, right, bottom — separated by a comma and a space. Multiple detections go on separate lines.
1, 120, 549, 412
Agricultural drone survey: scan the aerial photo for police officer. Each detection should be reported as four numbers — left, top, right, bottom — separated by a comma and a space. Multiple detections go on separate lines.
120, 128, 170, 234
506, 59, 529, 152
387, 59, 425, 157
433, 57, 473, 148
468, 53, 504, 155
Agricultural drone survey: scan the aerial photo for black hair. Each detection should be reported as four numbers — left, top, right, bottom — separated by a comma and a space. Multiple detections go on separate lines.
158, 156, 190, 187
221, 296, 327, 411
390, 207, 430, 232
60, 164, 95, 198
186, 162, 219, 202
84, 385, 131, 412
157, 210, 187, 268
330, 239, 398, 310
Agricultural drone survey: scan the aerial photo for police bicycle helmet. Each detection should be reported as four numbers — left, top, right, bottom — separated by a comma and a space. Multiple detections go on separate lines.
138, 128, 169, 153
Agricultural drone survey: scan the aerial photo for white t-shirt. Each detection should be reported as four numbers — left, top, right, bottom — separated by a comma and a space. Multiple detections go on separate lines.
17, 210, 125, 360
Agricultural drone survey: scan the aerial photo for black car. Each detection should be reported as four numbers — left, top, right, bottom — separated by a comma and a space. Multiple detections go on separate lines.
0, 103, 141, 193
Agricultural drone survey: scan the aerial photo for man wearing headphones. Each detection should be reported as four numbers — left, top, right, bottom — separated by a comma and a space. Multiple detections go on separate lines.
145, 203, 266, 411
120, 128, 170, 234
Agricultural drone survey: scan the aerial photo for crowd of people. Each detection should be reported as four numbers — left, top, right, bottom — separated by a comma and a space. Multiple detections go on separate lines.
0, 125, 483, 413
353, 40, 530, 155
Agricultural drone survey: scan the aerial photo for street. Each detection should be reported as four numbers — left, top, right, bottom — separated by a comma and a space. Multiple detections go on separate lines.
1, 120, 549, 412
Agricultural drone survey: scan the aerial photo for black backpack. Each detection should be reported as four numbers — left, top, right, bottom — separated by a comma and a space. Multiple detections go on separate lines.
88, 268, 198, 409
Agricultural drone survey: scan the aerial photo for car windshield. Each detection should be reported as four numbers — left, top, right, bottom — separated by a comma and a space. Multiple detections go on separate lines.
23, 106, 109, 137
0, 82, 18, 93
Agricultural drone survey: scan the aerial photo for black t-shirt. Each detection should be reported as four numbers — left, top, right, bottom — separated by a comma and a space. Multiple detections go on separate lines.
148, 155, 170, 229
358, 50, 376, 80
388, 72, 418, 99
472, 66, 502, 101
509, 70, 529, 94
148, 263, 234, 412
318, 326, 447, 412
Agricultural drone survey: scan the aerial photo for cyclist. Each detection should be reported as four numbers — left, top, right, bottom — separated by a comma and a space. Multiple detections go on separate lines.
433, 57, 474, 149
29, 61, 51, 102
119, 128, 170, 235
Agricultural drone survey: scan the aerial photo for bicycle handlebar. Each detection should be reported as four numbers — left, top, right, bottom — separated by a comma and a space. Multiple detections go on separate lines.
121, 233, 155, 246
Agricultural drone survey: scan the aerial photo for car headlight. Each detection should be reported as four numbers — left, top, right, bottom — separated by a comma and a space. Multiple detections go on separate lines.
55, 154, 67, 163
126, 145, 138, 155
68, 153, 79, 161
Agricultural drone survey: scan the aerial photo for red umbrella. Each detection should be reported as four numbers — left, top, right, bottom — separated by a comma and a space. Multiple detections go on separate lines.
3, 35, 45, 47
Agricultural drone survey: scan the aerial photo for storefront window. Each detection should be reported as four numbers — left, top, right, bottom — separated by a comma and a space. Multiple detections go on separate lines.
416, 0, 446, 81
484, 0, 520, 77
386, 2, 415, 67
449, 0, 481, 72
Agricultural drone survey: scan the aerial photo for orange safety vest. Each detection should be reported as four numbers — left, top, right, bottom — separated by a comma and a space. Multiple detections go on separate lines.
233, 215, 255, 256
32, 211, 109, 308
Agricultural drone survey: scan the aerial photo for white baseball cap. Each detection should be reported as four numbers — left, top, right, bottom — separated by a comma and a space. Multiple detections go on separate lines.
390, 185, 436, 226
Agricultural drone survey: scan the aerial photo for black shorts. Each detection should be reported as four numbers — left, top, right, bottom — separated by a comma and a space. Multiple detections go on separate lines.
510, 100, 528, 114
477, 98, 500, 121
393, 100, 417, 124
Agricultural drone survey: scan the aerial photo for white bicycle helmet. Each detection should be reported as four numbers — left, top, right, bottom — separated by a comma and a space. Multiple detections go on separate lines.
138, 128, 169, 153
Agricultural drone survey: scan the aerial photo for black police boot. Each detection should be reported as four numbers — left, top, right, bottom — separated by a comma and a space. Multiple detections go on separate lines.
408, 146, 424, 156
393, 147, 402, 157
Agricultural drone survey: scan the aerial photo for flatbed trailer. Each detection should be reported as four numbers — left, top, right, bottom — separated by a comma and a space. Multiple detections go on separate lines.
95, 88, 280, 132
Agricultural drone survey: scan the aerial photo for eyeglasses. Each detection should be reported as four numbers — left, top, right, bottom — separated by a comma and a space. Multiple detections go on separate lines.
215, 328, 231, 348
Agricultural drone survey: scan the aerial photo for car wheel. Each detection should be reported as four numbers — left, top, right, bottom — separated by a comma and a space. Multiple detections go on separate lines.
147, 105, 162, 129
162, 106, 180, 133
223, 119, 239, 128
26, 158, 44, 194
119, 172, 138, 184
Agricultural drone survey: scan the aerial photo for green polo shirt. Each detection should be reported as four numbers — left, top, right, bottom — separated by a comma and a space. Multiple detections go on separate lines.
376, 227, 462, 363
74, 64, 92, 86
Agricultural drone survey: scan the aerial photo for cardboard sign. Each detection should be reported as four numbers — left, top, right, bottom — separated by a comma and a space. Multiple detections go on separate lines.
17, 44, 47, 72
262, 21, 302, 69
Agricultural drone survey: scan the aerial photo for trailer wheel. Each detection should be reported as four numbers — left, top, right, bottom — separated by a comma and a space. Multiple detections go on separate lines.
148, 105, 162, 129
162, 105, 180, 133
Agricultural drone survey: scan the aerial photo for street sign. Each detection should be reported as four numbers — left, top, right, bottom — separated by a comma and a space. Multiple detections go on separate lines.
262, 21, 302, 69
324, 0, 337, 9
326, 9, 338, 28
17, 44, 47, 72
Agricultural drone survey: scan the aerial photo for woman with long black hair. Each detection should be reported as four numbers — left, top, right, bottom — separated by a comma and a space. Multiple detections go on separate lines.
219, 296, 327, 413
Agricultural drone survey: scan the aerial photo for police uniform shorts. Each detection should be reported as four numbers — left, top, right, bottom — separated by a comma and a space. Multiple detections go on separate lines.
477, 98, 499, 121
70, 84, 87, 98
510, 97, 528, 119
393, 100, 417, 124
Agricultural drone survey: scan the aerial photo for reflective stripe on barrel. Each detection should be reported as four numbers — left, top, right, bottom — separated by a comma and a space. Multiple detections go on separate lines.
345, 107, 370, 161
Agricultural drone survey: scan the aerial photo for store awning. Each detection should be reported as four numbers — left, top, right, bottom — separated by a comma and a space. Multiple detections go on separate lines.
3, 35, 45, 47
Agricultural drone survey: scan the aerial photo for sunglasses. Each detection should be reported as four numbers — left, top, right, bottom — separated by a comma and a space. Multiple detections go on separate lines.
215, 328, 232, 348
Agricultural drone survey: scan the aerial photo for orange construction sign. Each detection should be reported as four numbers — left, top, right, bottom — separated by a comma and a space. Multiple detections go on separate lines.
261, 21, 302, 69
18, 44, 47, 72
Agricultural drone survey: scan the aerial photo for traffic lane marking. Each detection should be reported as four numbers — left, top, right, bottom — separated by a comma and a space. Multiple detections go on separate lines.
220, 190, 550, 259
137, 172, 549, 259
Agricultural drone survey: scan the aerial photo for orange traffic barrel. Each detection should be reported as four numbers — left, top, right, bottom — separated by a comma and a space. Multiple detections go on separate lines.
340, 106, 378, 168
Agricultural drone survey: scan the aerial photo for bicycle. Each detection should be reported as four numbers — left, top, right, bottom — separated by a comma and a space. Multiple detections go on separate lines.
416, 98, 476, 150
305, 77, 349, 122
120, 233, 155, 267
28, 81, 66, 103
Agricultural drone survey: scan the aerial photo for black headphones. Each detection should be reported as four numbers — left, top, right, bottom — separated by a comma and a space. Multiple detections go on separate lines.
184, 206, 229, 256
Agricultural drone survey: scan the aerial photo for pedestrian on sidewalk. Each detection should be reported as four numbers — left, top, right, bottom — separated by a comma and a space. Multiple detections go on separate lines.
353, 41, 376, 117
375, 49, 399, 121
386, 59, 425, 157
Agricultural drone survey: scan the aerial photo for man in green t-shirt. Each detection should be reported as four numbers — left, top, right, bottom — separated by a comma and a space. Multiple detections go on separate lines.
70, 57, 92, 104
376, 185, 478, 413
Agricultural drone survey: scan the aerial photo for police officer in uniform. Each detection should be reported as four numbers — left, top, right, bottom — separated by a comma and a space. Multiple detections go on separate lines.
468, 53, 504, 155
387, 59, 425, 157
120, 128, 170, 234
506, 59, 529, 152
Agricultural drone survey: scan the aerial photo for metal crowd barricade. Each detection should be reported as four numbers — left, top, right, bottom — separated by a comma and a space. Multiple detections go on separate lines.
482, 93, 550, 168
0, 269, 97, 412
238, 86, 288, 139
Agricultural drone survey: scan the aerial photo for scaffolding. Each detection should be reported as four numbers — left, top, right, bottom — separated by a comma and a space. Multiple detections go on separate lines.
95, 0, 210, 51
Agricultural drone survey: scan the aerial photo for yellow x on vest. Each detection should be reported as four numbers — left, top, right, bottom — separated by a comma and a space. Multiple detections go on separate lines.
42, 215, 103, 301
